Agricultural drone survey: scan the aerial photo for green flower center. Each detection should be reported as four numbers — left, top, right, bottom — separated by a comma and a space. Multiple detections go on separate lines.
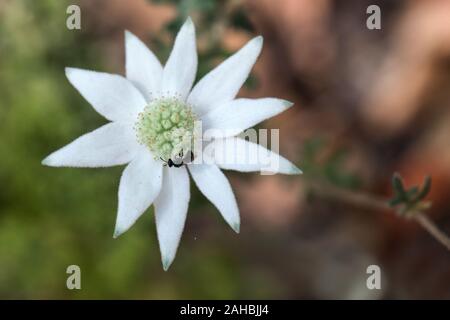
135, 98, 197, 161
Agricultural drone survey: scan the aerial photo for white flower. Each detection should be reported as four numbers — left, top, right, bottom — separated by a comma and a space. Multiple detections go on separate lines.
43, 18, 301, 270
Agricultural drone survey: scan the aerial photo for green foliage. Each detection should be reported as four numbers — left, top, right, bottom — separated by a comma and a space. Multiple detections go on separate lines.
301, 137, 361, 189
388, 173, 432, 216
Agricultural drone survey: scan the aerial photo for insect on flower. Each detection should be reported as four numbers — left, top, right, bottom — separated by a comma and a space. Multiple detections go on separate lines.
160, 149, 194, 168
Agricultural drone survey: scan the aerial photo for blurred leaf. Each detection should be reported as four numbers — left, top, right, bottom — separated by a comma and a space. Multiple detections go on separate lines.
388, 173, 433, 216
302, 137, 361, 189
415, 175, 432, 202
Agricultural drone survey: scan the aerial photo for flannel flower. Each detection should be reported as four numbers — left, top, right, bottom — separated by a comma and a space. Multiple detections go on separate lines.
43, 18, 301, 270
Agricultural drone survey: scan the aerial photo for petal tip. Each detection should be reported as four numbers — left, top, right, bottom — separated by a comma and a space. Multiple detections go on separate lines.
290, 165, 303, 175
113, 217, 133, 239
41, 155, 54, 167
124, 30, 138, 42
232, 222, 240, 234
282, 99, 294, 108
65, 67, 75, 75
249, 36, 263, 57
65, 67, 78, 81
113, 228, 123, 239
183, 16, 195, 32
162, 257, 173, 271
251, 35, 264, 49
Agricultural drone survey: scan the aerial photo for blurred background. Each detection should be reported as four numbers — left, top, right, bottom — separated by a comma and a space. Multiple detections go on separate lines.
1, 0, 450, 299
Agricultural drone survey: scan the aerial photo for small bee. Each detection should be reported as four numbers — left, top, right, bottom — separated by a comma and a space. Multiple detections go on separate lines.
160, 149, 194, 168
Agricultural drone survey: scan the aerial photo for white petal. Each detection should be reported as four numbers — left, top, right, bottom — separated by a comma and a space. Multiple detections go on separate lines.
66, 67, 146, 122
205, 137, 302, 175
161, 18, 197, 100
42, 122, 138, 168
202, 98, 293, 138
114, 148, 163, 238
188, 36, 263, 116
189, 163, 240, 233
125, 31, 163, 101
154, 166, 190, 271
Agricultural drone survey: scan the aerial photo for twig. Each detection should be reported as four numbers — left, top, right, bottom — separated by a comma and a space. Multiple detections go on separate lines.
414, 213, 450, 250
306, 180, 450, 251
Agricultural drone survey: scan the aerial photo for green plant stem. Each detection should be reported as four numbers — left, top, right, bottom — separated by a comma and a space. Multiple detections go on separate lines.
306, 180, 450, 251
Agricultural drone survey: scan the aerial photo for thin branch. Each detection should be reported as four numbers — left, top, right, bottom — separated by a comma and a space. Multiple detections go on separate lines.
306, 179, 450, 251
415, 213, 450, 251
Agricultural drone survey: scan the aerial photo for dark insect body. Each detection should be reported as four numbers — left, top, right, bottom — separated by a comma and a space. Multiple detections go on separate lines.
160, 150, 194, 168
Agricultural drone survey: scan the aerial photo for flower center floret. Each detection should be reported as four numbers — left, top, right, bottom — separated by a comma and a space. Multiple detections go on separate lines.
135, 97, 197, 161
